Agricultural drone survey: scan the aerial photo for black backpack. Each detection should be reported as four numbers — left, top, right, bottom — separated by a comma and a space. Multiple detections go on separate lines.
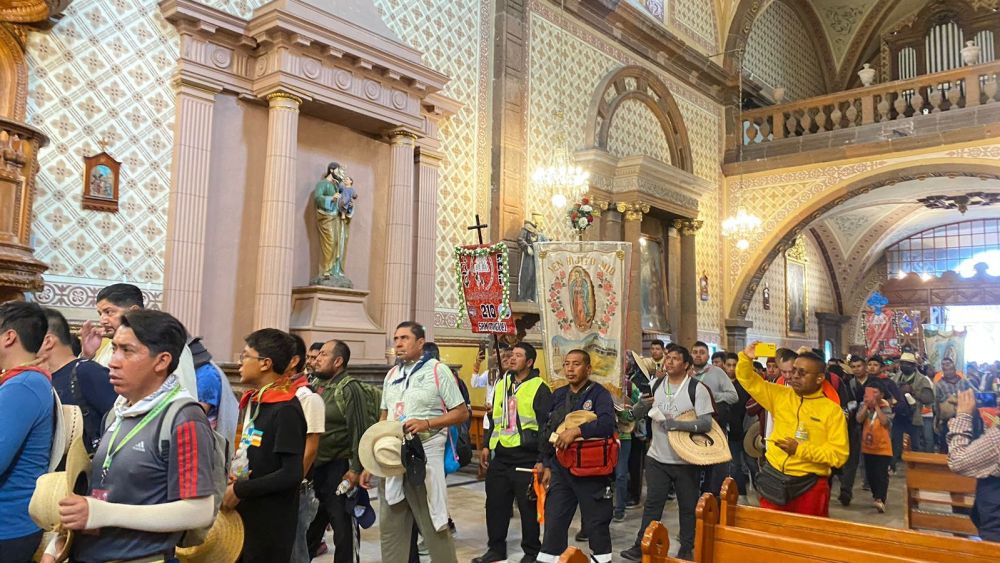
452, 372, 473, 467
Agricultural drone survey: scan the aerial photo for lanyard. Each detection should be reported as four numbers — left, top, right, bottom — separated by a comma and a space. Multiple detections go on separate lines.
102, 386, 180, 474
246, 381, 277, 427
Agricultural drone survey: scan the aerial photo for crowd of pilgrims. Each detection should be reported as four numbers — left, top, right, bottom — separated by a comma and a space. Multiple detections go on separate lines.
0, 283, 997, 563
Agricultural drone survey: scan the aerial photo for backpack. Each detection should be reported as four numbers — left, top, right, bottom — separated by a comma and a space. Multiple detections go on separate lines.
103, 396, 229, 548
450, 371, 473, 468
332, 375, 382, 430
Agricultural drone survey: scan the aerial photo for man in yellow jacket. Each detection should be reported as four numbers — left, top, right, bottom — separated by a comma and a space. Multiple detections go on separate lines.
739, 343, 848, 516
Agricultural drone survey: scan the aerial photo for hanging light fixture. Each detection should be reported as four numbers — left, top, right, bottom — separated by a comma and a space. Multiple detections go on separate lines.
721, 208, 762, 250
721, 49, 762, 251
531, 0, 589, 210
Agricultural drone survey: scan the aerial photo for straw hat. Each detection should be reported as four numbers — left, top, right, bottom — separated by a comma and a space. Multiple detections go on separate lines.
30, 433, 91, 532
743, 420, 765, 459
667, 410, 732, 466
359, 420, 406, 477
630, 351, 656, 380
556, 410, 597, 434
50, 404, 84, 472
899, 352, 918, 364
176, 509, 244, 563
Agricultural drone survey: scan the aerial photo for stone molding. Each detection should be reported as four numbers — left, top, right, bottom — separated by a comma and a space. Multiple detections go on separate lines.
578, 149, 709, 218
159, 0, 458, 137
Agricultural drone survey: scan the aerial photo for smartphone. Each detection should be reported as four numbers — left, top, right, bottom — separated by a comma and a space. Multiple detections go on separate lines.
975, 392, 998, 409
754, 343, 777, 358
864, 387, 879, 404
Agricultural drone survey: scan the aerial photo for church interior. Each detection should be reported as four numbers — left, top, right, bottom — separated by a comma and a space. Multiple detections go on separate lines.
3, 0, 1000, 558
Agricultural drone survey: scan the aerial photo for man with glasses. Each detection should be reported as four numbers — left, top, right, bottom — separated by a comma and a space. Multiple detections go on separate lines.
738, 343, 848, 516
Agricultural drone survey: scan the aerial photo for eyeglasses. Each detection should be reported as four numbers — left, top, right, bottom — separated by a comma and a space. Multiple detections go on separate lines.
239, 352, 269, 362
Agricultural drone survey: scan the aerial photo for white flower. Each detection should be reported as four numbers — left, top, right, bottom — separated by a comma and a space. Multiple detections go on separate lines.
580, 205, 593, 213
577, 217, 589, 229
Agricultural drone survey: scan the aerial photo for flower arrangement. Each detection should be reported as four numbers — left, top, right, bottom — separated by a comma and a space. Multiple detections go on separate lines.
567, 198, 595, 236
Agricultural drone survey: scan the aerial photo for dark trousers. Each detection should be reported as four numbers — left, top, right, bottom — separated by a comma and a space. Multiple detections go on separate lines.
0, 530, 42, 563
863, 454, 891, 503
485, 457, 541, 558
627, 437, 646, 503
726, 431, 748, 495
307, 458, 358, 563
890, 417, 918, 468
838, 423, 862, 502
539, 464, 613, 559
635, 458, 701, 556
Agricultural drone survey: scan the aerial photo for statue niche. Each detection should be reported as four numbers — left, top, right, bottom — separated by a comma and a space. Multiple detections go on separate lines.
313, 161, 357, 288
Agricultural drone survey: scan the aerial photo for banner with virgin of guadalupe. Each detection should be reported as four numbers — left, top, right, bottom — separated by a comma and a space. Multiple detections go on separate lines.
535, 241, 631, 403
923, 326, 967, 373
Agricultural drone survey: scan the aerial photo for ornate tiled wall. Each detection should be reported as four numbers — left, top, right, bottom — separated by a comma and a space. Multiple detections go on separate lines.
627, 0, 718, 54
606, 99, 672, 163
745, 233, 837, 345
26, 0, 179, 311
193, 0, 268, 19
743, 0, 825, 100
374, 0, 492, 321
527, 3, 725, 338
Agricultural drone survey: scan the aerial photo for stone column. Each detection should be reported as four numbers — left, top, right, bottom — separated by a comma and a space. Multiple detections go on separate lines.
381, 130, 418, 336
674, 219, 703, 348
725, 318, 754, 352
413, 145, 442, 340
618, 202, 649, 352
163, 79, 220, 335
666, 226, 681, 338
253, 92, 302, 331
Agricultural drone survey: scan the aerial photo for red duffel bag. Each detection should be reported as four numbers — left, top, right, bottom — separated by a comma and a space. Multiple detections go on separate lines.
556, 436, 619, 477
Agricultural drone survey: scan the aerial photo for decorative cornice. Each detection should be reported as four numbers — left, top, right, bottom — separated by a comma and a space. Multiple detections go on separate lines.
672, 218, 703, 236
617, 201, 650, 222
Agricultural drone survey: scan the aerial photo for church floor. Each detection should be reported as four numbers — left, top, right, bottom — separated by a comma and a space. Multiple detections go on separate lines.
314, 468, 909, 562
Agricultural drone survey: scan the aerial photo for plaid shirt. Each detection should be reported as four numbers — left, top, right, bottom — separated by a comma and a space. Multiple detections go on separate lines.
947, 413, 1000, 478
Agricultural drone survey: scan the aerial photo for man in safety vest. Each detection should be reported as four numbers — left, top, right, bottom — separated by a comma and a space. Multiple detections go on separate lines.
474, 342, 553, 563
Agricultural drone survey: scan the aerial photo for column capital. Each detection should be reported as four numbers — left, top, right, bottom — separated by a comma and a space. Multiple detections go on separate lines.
616, 201, 650, 221
172, 76, 222, 100
673, 218, 703, 236
264, 91, 303, 107
388, 128, 420, 143
589, 198, 610, 216
415, 146, 444, 166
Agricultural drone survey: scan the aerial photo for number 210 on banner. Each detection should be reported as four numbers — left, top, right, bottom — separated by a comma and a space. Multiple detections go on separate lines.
456, 244, 514, 334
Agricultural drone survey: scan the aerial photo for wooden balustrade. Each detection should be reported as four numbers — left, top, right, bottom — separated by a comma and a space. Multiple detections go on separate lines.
741, 60, 1000, 146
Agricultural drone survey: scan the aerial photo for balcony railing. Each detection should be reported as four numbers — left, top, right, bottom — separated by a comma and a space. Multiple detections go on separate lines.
741, 61, 1000, 146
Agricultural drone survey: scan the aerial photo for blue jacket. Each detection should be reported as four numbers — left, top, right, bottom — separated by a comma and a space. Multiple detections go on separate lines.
542, 381, 615, 466
0, 370, 54, 539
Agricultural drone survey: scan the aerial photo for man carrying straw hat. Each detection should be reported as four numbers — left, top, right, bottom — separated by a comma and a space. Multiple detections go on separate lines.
621, 344, 716, 562
41, 310, 217, 563
0, 301, 55, 561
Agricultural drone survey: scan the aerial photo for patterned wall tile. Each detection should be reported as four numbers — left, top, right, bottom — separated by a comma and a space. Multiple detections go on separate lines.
606, 99, 672, 163
25, 0, 179, 300
671, 0, 719, 53
193, 0, 269, 19
744, 0, 825, 100
373, 0, 491, 317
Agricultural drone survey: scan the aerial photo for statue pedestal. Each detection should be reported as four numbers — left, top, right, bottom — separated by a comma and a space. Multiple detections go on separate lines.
289, 286, 385, 363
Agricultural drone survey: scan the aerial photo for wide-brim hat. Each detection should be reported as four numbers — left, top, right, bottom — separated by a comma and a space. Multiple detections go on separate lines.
630, 351, 656, 380
50, 405, 84, 473
900, 352, 918, 364
556, 410, 597, 435
743, 420, 765, 459
176, 509, 244, 563
30, 434, 91, 532
359, 420, 406, 478
667, 410, 732, 466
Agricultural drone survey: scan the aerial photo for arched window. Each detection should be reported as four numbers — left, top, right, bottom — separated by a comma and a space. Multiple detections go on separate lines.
885, 219, 1000, 277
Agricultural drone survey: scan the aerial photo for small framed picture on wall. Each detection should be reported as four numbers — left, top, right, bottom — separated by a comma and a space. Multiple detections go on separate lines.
82, 152, 120, 212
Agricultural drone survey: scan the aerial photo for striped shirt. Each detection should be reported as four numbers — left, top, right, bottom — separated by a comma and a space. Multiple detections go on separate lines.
947, 413, 1000, 478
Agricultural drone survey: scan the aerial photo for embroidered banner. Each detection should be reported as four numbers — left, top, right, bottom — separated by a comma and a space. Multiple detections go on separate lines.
923, 326, 967, 374
864, 309, 900, 358
454, 243, 514, 334
535, 241, 631, 402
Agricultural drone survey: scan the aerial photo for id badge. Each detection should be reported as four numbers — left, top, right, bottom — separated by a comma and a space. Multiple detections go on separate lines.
506, 396, 517, 431
92, 489, 110, 501
394, 401, 405, 420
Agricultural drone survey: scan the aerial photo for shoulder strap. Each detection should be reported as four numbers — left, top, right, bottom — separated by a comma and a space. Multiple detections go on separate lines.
688, 378, 718, 416
651, 376, 665, 397
156, 396, 201, 451
68, 362, 91, 418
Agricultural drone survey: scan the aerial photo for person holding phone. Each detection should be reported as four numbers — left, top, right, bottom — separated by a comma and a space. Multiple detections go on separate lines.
857, 379, 893, 513
947, 389, 1000, 542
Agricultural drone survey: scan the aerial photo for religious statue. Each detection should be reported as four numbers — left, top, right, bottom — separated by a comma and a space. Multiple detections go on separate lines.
516, 213, 548, 301
313, 162, 358, 288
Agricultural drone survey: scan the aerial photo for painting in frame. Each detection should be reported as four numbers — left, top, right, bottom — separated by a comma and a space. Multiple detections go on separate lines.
785, 258, 807, 335
82, 152, 120, 212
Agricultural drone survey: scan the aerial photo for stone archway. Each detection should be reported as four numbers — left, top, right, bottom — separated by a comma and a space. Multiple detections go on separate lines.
584, 65, 692, 173
727, 160, 1000, 321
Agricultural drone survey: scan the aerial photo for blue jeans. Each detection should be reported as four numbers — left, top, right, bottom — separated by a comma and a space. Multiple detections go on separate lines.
292, 484, 320, 563
614, 438, 633, 514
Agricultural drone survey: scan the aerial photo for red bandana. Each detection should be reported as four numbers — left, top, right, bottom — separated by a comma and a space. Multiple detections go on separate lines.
239, 376, 307, 410
0, 366, 52, 386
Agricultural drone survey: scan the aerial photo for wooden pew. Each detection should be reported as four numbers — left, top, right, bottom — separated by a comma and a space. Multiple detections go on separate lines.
717, 477, 1000, 562
558, 520, 685, 562
693, 493, 917, 563
902, 434, 979, 536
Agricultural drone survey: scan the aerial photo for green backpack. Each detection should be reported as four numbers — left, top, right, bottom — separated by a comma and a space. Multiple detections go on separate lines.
333, 375, 382, 428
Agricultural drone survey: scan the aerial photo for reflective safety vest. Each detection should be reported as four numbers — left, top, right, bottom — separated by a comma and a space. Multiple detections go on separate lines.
489, 373, 547, 449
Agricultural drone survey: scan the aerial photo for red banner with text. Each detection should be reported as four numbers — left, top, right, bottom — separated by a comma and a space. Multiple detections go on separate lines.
455, 243, 514, 334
